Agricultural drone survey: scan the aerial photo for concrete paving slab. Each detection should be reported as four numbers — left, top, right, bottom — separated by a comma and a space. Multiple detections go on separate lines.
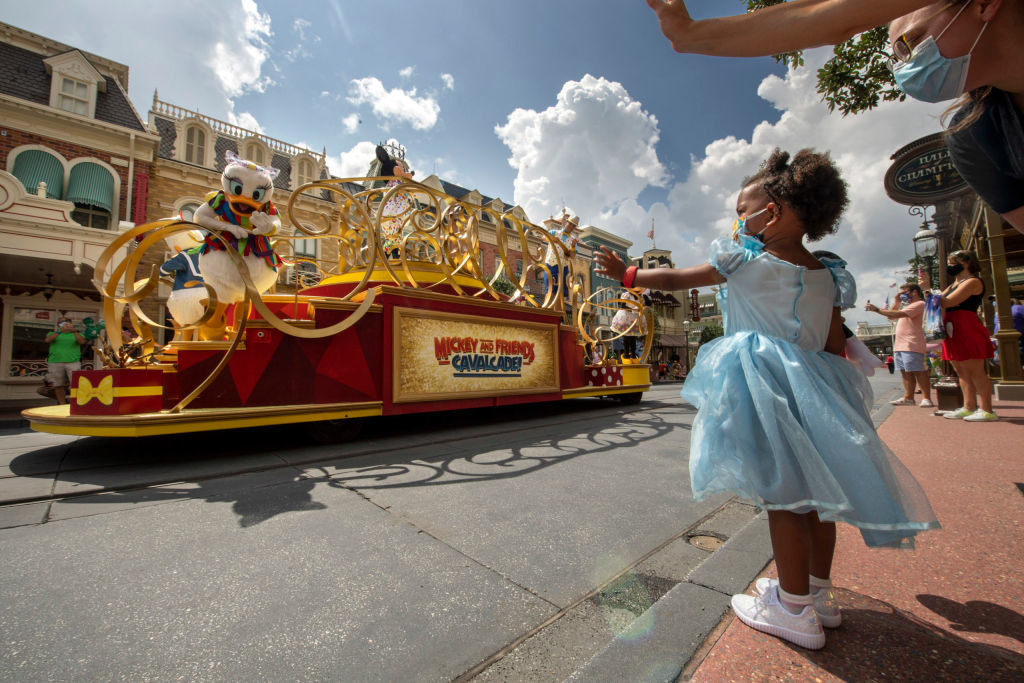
568, 582, 732, 683
0, 478, 555, 682
0, 474, 55, 504
0, 501, 50, 529
687, 513, 772, 595
51, 452, 287, 498
48, 468, 306, 522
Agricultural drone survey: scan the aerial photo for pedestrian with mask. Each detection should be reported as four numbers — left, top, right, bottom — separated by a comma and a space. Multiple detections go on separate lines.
866, 284, 934, 407
41, 316, 85, 405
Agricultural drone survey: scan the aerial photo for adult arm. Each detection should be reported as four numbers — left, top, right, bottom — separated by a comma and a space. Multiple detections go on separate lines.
864, 302, 909, 319
593, 245, 725, 291
1001, 205, 1024, 236
939, 278, 984, 308
645, 0, 932, 57
44, 331, 59, 344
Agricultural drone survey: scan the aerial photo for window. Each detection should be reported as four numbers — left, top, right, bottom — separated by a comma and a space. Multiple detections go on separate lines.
179, 202, 201, 222
293, 237, 316, 258
185, 126, 206, 165
9, 307, 95, 378
58, 77, 89, 116
296, 159, 314, 187
245, 143, 264, 165
66, 162, 114, 229
516, 259, 523, 277
71, 205, 110, 229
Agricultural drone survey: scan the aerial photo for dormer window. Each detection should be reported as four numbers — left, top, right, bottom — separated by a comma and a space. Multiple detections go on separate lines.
58, 77, 90, 115
245, 143, 264, 165
185, 126, 206, 165
296, 158, 314, 187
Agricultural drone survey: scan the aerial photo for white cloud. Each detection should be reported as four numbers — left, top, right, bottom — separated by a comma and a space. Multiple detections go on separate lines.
441, 73, 455, 90
284, 17, 320, 62
207, 0, 274, 98
327, 141, 378, 179
499, 56, 947, 329
495, 74, 668, 224
226, 101, 264, 134
341, 113, 360, 134
320, 90, 331, 98
399, 66, 415, 79
346, 77, 440, 130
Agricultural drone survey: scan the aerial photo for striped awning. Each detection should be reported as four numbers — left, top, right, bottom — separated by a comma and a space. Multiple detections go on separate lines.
65, 162, 114, 212
12, 150, 63, 199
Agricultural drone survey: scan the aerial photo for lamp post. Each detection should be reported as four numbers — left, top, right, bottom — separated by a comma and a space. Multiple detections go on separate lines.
683, 320, 691, 376
912, 219, 939, 290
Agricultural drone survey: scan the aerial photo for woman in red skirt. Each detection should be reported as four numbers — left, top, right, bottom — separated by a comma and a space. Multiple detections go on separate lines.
940, 250, 997, 422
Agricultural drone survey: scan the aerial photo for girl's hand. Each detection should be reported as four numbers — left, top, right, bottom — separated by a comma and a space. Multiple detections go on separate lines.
646, 0, 694, 52
593, 246, 627, 282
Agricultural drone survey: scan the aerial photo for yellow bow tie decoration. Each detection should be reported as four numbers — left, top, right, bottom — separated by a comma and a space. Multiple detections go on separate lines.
76, 375, 114, 406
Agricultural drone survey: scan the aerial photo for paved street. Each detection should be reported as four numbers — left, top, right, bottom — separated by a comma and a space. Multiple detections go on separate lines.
0, 375, 902, 681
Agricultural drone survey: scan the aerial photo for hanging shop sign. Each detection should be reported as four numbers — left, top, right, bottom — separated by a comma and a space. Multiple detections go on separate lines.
392, 308, 559, 402
690, 289, 700, 322
884, 133, 971, 205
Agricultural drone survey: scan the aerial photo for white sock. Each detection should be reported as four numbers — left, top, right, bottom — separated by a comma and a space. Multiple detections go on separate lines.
777, 587, 813, 615
809, 574, 832, 594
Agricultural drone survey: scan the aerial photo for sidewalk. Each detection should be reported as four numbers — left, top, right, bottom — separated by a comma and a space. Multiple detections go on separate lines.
686, 397, 1024, 681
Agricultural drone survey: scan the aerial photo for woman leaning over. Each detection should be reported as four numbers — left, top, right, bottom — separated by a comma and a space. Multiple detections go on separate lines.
939, 250, 997, 421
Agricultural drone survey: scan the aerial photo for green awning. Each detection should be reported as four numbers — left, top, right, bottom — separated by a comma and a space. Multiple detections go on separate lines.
12, 150, 63, 199
65, 162, 114, 212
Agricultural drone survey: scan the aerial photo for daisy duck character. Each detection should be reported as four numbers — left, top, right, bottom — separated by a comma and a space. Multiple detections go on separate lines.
159, 226, 207, 342
193, 150, 283, 339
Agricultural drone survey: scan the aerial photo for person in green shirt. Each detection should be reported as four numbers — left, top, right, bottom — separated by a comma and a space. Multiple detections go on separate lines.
41, 317, 85, 405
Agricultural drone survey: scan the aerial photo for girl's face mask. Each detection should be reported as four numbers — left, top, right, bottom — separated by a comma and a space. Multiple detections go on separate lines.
732, 206, 770, 251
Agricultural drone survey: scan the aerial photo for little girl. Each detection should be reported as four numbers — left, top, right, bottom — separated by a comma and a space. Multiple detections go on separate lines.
594, 149, 938, 650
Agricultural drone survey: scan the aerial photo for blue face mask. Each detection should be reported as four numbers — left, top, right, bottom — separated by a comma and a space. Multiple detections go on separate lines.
892, 4, 987, 103
732, 206, 770, 252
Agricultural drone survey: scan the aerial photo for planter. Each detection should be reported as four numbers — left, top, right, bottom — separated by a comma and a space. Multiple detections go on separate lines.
933, 377, 963, 411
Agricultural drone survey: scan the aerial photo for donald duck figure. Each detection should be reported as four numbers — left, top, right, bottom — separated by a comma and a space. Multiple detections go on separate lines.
193, 150, 283, 340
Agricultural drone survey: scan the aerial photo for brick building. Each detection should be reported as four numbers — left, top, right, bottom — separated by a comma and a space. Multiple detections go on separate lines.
0, 22, 159, 405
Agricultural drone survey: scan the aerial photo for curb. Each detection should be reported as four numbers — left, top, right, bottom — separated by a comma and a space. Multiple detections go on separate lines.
567, 512, 773, 683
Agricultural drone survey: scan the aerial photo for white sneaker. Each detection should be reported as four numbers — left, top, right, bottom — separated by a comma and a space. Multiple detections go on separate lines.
918, 399, 934, 408
889, 398, 915, 406
943, 407, 972, 419
731, 585, 826, 650
755, 578, 842, 628
963, 409, 999, 422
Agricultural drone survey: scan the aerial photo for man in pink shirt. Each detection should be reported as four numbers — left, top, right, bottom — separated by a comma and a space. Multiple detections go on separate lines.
865, 283, 933, 407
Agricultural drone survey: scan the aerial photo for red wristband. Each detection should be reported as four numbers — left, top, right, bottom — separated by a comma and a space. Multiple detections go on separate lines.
622, 265, 638, 288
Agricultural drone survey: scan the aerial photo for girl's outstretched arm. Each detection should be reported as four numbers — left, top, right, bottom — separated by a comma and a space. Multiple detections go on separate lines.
825, 307, 846, 355
645, 0, 932, 57
593, 245, 724, 291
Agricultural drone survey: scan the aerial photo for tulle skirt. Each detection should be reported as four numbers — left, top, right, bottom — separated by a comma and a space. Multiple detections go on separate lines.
681, 331, 939, 548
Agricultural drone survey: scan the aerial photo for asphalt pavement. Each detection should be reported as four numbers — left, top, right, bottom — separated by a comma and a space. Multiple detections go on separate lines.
0, 375, 911, 681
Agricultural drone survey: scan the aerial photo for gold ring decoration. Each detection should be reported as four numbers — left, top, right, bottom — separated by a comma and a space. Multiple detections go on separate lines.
577, 286, 653, 365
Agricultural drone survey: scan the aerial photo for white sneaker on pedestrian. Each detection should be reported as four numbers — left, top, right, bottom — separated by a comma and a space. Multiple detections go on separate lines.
755, 578, 842, 628
963, 409, 999, 422
889, 398, 915, 406
918, 399, 934, 408
731, 585, 826, 650
943, 407, 972, 419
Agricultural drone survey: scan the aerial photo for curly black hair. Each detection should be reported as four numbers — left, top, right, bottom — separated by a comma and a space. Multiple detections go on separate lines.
741, 148, 849, 241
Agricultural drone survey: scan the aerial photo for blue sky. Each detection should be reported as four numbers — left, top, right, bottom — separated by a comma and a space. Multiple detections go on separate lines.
5, 0, 950, 326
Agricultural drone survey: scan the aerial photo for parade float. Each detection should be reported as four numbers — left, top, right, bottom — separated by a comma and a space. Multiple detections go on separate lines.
22, 149, 653, 438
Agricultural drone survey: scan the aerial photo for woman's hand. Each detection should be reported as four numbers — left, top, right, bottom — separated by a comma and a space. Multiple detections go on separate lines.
593, 246, 627, 282
646, 0, 694, 52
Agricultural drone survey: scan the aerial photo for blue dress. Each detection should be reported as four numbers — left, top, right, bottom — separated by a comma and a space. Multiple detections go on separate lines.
682, 238, 939, 548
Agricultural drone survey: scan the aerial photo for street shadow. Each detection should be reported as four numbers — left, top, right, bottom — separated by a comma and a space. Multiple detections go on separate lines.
302, 406, 681, 491
6, 397, 687, 528
772, 588, 1024, 681
917, 594, 1024, 644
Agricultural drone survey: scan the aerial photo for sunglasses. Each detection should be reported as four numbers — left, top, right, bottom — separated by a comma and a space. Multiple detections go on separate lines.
889, 1, 959, 64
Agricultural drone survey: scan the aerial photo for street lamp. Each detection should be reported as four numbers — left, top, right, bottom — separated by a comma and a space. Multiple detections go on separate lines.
682, 320, 692, 376
911, 206, 939, 289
